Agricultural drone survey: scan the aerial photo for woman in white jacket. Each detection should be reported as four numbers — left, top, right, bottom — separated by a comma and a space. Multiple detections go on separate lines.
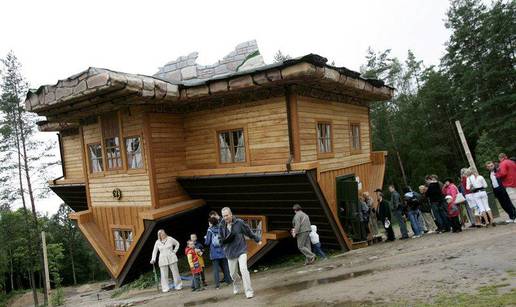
466, 169, 494, 227
150, 229, 182, 292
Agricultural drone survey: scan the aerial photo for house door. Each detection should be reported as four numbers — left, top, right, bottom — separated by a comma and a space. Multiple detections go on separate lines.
336, 175, 365, 242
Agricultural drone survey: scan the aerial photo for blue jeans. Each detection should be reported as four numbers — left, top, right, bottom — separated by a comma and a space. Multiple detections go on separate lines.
191, 273, 201, 290
311, 242, 327, 258
212, 258, 232, 287
408, 210, 422, 236
393, 209, 409, 238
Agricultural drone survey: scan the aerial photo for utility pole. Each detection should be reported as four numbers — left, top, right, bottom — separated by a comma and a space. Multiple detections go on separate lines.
42, 231, 51, 300
455, 120, 478, 173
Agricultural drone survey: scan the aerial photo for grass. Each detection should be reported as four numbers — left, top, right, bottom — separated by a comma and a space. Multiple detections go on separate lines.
413, 284, 516, 307
111, 272, 157, 298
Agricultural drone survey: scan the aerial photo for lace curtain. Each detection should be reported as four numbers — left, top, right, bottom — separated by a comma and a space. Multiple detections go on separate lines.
126, 137, 143, 169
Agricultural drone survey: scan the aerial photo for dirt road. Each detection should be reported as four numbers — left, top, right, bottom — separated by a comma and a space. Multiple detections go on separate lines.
51, 220, 516, 307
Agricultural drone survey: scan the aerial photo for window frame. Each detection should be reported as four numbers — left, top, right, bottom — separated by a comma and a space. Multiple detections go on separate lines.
124, 135, 145, 171
315, 120, 334, 159
215, 127, 249, 166
86, 142, 104, 174
111, 225, 135, 254
84, 110, 146, 176
349, 122, 362, 155
101, 112, 123, 171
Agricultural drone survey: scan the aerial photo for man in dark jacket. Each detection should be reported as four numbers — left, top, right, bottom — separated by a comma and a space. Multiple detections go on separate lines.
425, 175, 451, 232
220, 207, 261, 299
292, 204, 316, 264
388, 185, 409, 239
377, 193, 395, 241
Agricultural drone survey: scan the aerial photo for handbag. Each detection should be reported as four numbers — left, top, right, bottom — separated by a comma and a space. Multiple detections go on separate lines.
453, 193, 466, 205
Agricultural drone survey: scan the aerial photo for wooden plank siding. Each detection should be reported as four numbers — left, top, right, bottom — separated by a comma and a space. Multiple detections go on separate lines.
61, 134, 84, 180
148, 113, 189, 208
318, 152, 387, 216
184, 97, 291, 169
297, 96, 371, 171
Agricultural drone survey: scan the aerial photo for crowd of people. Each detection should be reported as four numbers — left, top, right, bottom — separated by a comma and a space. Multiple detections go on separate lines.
360, 153, 516, 242
147, 153, 515, 300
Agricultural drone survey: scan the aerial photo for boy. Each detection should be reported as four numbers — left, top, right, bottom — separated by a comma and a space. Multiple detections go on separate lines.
185, 240, 203, 291
309, 225, 327, 259
190, 234, 207, 287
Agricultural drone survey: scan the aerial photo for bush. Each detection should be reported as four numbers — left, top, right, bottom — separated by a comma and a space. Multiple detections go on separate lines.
50, 288, 64, 306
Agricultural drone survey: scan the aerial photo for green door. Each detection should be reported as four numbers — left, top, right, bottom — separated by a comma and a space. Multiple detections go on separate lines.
336, 175, 366, 242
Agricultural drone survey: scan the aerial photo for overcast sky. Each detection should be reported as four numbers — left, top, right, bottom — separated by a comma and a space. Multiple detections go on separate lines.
0, 0, 453, 214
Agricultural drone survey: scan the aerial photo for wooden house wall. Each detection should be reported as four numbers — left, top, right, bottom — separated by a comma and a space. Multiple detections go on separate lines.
148, 113, 189, 208
80, 108, 152, 252
183, 97, 291, 169
61, 134, 84, 180
297, 96, 371, 171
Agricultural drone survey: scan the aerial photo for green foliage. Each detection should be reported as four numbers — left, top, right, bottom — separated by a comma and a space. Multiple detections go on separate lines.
50, 287, 64, 306
111, 271, 156, 298
363, 0, 515, 189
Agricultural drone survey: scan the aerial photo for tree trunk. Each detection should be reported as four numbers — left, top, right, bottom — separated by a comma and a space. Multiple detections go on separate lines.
11, 109, 38, 307
70, 243, 77, 285
9, 253, 14, 292
17, 108, 49, 306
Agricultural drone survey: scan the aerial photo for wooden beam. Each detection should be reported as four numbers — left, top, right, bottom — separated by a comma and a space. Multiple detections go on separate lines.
138, 199, 206, 220
176, 161, 319, 177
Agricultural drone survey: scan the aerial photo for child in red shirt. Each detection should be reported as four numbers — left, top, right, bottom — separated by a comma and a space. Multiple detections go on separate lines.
185, 240, 203, 291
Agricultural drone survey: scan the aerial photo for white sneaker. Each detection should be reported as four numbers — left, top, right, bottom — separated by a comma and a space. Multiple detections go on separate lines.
513, 218, 516, 223
233, 287, 240, 295
246, 293, 254, 299
505, 219, 512, 223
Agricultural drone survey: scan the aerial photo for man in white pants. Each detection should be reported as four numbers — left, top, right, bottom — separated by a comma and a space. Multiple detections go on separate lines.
220, 207, 262, 299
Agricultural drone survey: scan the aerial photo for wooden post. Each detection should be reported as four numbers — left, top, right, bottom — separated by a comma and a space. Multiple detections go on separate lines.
455, 120, 477, 173
41, 231, 51, 299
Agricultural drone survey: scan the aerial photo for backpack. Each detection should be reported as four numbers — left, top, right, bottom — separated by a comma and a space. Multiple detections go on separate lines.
209, 229, 222, 248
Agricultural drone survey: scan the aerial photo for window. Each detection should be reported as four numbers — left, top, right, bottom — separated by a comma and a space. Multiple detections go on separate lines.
102, 113, 122, 170
351, 123, 361, 152
241, 217, 263, 240
317, 122, 332, 153
218, 129, 246, 163
125, 136, 143, 169
88, 143, 104, 172
113, 229, 133, 252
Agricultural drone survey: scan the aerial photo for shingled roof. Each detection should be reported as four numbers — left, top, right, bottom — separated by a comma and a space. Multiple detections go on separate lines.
25, 43, 394, 126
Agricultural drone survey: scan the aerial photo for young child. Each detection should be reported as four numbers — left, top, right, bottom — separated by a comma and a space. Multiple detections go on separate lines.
309, 225, 327, 259
190, 234, 207, 287
185, 240, 203, 291
446, 195, 462, 233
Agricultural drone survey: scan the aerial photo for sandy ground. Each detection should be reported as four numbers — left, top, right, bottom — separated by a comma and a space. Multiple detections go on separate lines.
9, 218, 516, 307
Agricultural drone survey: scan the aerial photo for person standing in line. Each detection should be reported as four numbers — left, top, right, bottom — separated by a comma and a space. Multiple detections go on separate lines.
208, 210, 230, 283
291, 204, 317, 264
486, 161, 516, 223
377, 193, 395, 241
205, 217, 232, 289
363, 192, 380, 238
496, 153, 516, 206
150, 229, 183, 292
466, 169, 495, 227
445, 196, 462, 233
418, 185, 437, 233
459, 168, 477, 227
220, 207, 261, 299
403, 190, 423, 238
388, 185, 409, 239
190, 234, 207, 287
425, 175, 451, 233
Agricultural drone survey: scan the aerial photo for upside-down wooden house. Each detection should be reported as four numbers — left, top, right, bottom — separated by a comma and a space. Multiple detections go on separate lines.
25, 41, 393, 286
